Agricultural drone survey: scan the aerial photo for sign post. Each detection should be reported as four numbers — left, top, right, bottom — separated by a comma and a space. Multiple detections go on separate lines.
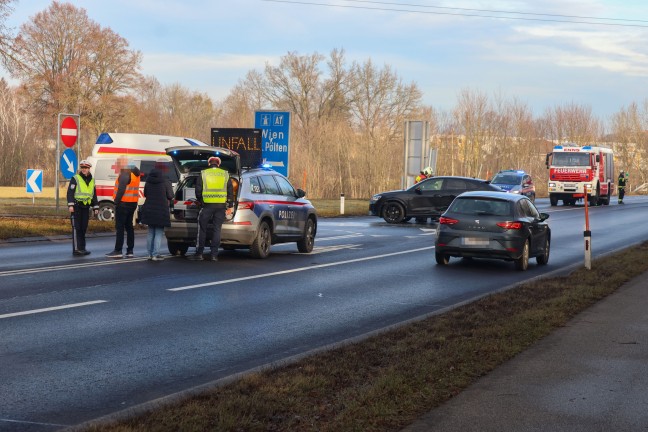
255, 111, 291, 177
26, 169, 43, 205
56, 114, 80, 211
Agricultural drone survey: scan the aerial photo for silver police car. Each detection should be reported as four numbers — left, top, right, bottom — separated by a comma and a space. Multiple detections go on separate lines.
164, 147, 317, 258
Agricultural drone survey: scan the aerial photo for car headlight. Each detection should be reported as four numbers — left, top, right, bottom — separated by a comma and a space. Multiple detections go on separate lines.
371, 194, 382, 201
548, 182, 556, 188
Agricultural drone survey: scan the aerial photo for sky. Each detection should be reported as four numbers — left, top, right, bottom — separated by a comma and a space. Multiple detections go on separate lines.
3, 0, 648, 122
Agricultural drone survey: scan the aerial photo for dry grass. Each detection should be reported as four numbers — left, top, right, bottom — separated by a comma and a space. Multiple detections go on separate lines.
82, 242, 648, 432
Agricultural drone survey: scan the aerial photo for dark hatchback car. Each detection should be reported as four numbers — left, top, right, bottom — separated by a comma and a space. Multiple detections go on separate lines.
434, 191, 550, 271
369, 176, 501, 224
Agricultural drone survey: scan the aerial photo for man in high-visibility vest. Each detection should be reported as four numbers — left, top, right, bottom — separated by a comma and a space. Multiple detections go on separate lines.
106, 156, 141, 258
67, 160, 99, 256
618, 170, 629, 204
187, 156, 234, 261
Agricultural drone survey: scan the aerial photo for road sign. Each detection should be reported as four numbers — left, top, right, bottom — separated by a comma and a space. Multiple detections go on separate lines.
60, 148, 77, 179
60, 116, 78, 147
255, 111, 290, 177
26, 169, 43, 193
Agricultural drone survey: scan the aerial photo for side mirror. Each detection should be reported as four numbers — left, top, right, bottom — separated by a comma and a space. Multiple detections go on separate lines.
296, 188, 306, 198
415, 187, 422, 195
539, 212, 550, 221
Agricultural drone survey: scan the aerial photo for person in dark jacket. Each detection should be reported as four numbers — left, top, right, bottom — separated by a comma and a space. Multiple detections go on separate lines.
106, 156, 141, 258
66, 160, 99, 256
141, 163, 174, 261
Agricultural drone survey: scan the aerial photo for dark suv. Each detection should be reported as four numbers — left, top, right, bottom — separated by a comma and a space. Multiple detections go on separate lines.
369, 176, 501, 224
164, 146, 317, 259
490, 170, 536, 202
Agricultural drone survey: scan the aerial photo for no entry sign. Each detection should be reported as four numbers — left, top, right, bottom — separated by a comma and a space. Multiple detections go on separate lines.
60, 116, 78, 147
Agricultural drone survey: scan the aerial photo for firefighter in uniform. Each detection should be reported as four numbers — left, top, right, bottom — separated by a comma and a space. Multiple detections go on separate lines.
618, 170, 628, 204
415, 170, 427, 184
187, 156, 234, 261
106, 156, 141, 258
67, 160, 99, 256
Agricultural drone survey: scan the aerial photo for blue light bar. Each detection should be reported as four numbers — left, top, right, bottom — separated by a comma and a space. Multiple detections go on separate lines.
582, 145, 592, 150
95, 133, 113, 144
261, 163, 272, 169
554, 145, 563, 149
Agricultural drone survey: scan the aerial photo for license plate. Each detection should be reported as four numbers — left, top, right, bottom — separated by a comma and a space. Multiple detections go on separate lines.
462, 237, 489, 246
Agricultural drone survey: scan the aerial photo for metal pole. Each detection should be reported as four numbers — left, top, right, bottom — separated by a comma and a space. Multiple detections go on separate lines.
584, 185, 591, 270
340, 193, 345, 215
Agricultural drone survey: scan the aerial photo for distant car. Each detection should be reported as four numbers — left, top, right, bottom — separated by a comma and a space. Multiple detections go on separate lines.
369, 176, 501, 224
434, 191, 550, 271
490, 170, 536, 202
164, 147, 317, 259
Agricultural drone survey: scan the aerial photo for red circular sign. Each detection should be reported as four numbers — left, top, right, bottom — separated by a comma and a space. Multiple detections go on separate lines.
60, 116, 78, 147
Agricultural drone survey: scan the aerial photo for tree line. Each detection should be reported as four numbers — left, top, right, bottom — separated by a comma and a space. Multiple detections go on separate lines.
0, 1, 646, 198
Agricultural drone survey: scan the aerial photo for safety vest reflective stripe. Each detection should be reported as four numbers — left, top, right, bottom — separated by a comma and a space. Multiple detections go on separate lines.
202, 168, 228, 204
73, 174, 95, 205
113, 173, 141, 202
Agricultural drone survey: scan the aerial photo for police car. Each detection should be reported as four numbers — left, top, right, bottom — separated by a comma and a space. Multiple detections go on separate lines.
164, 146, 317, 259
490, 170, 536, 203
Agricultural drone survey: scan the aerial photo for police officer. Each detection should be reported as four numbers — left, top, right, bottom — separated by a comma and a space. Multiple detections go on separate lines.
187, 156, 234, 261
67, 160, 99, 256
618, 170, 628, 204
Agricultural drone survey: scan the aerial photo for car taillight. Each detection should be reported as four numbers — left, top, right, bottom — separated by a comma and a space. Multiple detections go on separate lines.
439, 216, 459, 225
238, 200, 254, 211
497, 221, 523, 230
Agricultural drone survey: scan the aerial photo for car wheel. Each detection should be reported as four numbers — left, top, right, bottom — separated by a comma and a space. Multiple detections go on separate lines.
97, 202, 115, 221
250, 220, 271, 259
435, 251, 450, 265
168, 241, 189, 256
297, 218, 315, 253
383, 202, 405, 224
536, 237, 550, 265
515, 239, 530, 271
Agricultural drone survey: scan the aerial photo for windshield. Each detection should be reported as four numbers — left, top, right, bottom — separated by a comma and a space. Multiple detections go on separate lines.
552, 152, 590, 167
491, 174, 521, 185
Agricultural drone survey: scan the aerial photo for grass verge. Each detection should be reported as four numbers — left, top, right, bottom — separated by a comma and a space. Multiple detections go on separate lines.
0, 199, 369, 240
81, 242, 648, 432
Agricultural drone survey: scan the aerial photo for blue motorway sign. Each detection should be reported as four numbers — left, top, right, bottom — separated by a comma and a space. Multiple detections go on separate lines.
255, 111, 290, 177
60, 148, 77, 179
26, 169, 43, 193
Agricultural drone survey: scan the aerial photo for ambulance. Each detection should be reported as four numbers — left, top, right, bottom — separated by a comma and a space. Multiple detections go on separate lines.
86, 133, 209, 220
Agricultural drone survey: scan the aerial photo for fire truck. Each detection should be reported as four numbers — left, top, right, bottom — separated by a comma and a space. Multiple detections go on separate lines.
545, 144, 615, 206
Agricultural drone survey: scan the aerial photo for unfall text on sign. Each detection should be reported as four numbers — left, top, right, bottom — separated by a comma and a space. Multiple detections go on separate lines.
217, 135, 261, 152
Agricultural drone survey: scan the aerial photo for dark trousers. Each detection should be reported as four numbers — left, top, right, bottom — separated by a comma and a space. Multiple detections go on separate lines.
114, 203, 137, 252
72, 204, 90, 251
195, 204, 226, 256
618, 186, 625, 201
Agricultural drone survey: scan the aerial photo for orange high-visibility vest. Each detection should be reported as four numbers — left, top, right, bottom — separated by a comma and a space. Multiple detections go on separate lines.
113, 172, 141, 203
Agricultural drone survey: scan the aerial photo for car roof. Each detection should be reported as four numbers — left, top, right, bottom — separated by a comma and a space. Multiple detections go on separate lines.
456, 191, 529, 202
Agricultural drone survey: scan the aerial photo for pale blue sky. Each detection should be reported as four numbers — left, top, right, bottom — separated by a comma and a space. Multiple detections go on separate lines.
4, 0, 648, 121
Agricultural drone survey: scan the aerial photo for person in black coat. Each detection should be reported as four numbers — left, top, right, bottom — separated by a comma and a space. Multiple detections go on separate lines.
141, 163, 174, 260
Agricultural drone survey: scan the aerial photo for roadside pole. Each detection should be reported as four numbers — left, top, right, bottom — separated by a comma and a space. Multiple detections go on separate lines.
340, 193, 345, 215
584, 185, 592, 270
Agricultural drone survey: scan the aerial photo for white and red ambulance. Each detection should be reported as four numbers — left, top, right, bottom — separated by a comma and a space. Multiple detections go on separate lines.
86, 133, 209, 220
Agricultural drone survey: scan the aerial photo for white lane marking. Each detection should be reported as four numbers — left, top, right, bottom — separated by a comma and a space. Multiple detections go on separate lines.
169, 246, 435, 292
0, 300, 107, 320
0, 257, 150, 277
316, 233, 364, 241
309, 244, 362, 254
0, 418, 68, 427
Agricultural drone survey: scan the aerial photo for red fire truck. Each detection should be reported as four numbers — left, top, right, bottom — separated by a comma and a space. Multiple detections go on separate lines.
545, 144, 615, 206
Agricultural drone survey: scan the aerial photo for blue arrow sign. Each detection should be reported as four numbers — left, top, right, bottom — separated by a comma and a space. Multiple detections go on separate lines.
26, 169, 43, 193
255, 111, 290, 177
60, 148, 77, 179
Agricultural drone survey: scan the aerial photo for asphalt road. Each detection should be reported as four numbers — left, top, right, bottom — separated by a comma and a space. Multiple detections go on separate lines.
1, 196, 648, 431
